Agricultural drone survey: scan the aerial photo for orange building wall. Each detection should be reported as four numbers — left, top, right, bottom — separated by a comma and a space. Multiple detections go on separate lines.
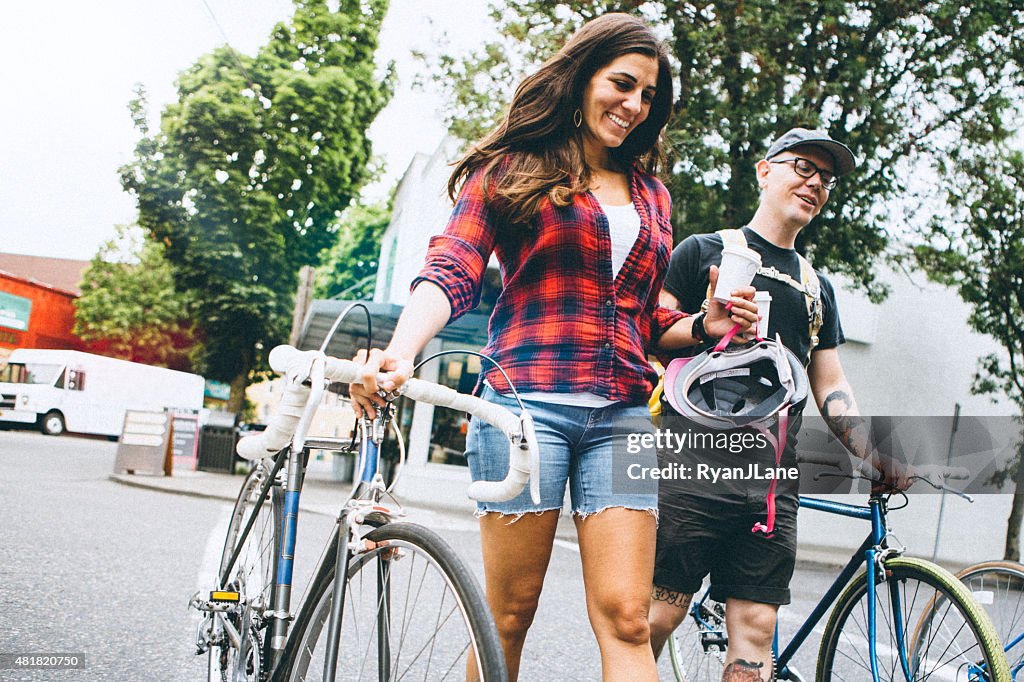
0, 272, 85, 360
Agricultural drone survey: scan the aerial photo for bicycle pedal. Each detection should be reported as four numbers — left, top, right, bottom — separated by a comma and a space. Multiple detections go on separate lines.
210, 590, 240, 603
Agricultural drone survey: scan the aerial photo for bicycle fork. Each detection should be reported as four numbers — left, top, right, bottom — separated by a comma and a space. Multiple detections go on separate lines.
319, 497, 401, 682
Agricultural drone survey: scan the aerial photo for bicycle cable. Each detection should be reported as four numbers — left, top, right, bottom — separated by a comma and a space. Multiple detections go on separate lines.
413, 349, 529, 412
319, 301, 373, 359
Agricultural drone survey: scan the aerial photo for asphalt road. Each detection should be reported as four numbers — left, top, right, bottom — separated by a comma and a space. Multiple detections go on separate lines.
0, 429, 839, 680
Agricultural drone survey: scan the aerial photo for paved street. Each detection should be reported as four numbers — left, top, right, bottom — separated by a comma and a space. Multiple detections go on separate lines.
1, 429, 839, 680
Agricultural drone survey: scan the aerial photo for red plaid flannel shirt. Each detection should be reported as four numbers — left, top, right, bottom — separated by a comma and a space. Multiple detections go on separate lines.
412, 165, 686, 405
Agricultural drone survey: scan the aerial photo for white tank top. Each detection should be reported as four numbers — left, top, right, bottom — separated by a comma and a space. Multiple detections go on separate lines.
513, 200, 642, 408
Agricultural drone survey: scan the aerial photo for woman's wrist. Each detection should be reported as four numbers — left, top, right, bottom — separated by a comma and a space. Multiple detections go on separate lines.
691, 312, 718, 344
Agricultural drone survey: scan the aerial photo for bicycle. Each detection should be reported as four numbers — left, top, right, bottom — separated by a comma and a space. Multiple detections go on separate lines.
933, 560, 1024, 681
666, 454, 1011, 681
189, 316, 541, 682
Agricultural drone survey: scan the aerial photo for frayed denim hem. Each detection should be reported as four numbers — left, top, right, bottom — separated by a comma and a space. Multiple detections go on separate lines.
573, 505, 659, 525
473, 507, 563, 524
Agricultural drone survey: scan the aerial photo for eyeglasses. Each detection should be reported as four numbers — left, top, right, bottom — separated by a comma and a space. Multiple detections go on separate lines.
769, 157, 838, 191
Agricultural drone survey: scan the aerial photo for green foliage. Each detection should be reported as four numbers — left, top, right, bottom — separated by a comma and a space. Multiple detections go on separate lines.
314, 202, 391, 300
915, 142, 1024, 557
74, 225, 199, 371
120, 0, 394, 409
915, 147, 1024, 408
425, 0, 1023, 297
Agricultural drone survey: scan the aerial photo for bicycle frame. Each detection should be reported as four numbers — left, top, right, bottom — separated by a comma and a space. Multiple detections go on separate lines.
769, 495, 891, 682
213, 414, 391, 682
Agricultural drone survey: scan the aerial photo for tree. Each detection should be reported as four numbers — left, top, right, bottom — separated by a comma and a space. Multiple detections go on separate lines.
424, 0, 1022, 297
74, 225, 199, 371
915, 146, 1024, 559
121, 0, 393, 410
314, 201, 391, 300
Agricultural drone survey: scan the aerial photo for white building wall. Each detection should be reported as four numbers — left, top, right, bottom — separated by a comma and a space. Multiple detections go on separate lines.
375, 138, 462, 306
800, 267, 1014, 568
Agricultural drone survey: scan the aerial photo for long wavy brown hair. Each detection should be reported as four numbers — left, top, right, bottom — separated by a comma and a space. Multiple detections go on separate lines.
447, 13, 674, 226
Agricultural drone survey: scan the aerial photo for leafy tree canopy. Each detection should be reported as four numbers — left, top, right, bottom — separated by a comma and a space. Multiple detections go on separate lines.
121, 0, 394, 409
314, 201, 391, 300
425, 0, 1023, 298
74, 225, 199, 372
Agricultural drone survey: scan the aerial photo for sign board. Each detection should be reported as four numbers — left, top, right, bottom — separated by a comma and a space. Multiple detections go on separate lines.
0, 292, 32, 331
171, 413, 200, 471
113, 410, 172, 476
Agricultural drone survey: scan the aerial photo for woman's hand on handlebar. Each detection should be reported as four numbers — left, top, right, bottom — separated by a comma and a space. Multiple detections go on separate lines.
349, 347, 414, 419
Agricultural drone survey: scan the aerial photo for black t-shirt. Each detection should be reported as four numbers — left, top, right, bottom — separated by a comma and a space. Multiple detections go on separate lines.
662, 226, 844, 363
658, 227, 845, 497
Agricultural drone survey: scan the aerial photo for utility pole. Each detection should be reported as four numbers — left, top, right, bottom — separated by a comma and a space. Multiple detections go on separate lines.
289, 266, 315, 346
932, 403, 961, 562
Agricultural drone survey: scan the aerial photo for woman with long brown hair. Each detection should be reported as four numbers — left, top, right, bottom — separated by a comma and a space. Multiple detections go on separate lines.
351, 13, 756, 680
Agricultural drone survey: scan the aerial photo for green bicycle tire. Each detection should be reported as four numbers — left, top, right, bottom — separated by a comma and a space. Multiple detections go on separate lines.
955, 561, 1024, 674
817, 556, 1010, 681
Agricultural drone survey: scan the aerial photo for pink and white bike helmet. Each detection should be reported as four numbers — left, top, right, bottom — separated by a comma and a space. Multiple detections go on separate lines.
663, 334, 808, 429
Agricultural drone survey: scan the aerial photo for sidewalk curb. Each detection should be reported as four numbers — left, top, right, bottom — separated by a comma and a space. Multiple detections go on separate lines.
109, 473, 243, 505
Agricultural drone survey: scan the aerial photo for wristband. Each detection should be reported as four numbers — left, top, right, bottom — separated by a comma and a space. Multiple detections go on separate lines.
691, 312, 718, 344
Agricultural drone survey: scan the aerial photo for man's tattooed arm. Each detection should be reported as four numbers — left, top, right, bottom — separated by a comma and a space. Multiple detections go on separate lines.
820, 389, 872, 461
723, 658, 769, 681
651, 586, 693, 610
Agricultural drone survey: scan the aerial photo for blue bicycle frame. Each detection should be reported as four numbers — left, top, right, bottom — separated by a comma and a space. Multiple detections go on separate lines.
755, 496, 880, 680
221, 420, 383, 672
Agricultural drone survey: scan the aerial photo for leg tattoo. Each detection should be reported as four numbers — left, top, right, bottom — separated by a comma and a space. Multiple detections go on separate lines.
651, 585, 693, 610
722, 658, 768, 681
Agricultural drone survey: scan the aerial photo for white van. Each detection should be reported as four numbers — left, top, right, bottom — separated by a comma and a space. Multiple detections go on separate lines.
0, 349, 204, 437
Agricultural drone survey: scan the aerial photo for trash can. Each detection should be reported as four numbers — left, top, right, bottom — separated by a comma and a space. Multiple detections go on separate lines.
197, 411, 239, 473
332, 452, 355, 483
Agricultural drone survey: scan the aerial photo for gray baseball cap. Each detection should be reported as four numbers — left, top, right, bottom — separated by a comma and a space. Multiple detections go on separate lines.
765, 128, 856, 176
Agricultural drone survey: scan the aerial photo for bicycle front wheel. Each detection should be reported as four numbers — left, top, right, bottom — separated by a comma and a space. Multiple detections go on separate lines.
956, 561, 1024, 675
211, 464, 283, 682
817, 556, 1009, 681
668, 588, 728, 682
285, 522, 507, 681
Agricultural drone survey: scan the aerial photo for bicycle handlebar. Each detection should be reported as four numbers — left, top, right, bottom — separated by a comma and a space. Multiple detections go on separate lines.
236, 345, 541, 504
798, 451, 971, 495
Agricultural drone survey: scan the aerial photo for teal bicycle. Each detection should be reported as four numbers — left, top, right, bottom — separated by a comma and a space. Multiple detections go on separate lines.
667, 455, 1010, 681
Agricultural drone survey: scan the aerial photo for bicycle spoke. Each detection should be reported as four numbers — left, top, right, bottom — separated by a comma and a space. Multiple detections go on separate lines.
285, 526, 501, 681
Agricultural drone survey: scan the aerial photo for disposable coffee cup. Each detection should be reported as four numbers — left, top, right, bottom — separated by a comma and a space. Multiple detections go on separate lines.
713, 246, 761, 302
754, 290, 772, 338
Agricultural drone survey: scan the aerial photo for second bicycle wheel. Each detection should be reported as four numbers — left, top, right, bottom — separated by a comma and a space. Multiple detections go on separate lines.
957, 561, 1024, 676
285, 522, 507, 682
211, 463, 283, 682
817, 556, 1009, 681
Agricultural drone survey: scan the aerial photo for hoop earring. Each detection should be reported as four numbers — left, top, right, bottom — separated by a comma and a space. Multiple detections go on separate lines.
573, 108, 583, 129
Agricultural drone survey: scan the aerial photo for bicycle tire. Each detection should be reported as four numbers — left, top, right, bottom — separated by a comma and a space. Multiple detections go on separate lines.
816, 556, 1010, 681
668, 587, 728, 682
282, 521, 507, 682
955, 561, 1024, 675
210, 464, 283, 682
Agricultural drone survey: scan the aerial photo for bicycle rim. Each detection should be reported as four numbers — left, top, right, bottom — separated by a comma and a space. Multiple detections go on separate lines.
957, 561, 1024, 675
211, 466, 282, 682
285, 522, 507, 682
817, 557, 1009, 681
669, 591, 728, 682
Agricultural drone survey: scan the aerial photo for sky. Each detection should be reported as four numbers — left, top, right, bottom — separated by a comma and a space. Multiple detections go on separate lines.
0, 0, 492, 261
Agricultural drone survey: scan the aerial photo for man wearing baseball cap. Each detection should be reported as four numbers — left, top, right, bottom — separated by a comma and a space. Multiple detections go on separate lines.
647, 128, 898, 681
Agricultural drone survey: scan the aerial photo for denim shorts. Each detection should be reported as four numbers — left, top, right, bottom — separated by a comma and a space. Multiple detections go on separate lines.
465, 385, 659, 516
